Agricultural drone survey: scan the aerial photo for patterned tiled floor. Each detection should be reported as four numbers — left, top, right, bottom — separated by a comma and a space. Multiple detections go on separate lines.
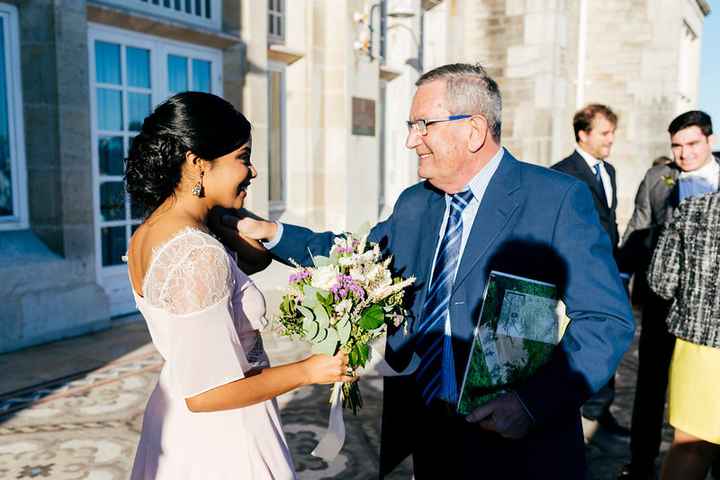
0, 320, 711, 479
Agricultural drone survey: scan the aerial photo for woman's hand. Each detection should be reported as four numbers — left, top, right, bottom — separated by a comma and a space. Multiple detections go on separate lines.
301, 351, 354, 385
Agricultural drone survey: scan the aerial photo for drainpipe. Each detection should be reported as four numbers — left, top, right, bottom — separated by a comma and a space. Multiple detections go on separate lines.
576, 0, 588, 108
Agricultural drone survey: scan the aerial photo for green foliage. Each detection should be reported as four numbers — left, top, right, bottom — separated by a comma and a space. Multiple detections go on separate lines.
359, 304, 384, 331
349, 342, 370, 368
312, 327, 339, 355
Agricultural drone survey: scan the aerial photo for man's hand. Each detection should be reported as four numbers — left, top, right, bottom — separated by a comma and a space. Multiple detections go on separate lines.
465, 392, 533, 439
220, 208, 278, 242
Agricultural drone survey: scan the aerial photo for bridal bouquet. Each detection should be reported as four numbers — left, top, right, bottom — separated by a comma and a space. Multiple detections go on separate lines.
276, 229, 415, 414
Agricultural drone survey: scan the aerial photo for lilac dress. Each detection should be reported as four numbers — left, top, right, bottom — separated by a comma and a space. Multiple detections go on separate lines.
129, 228, 296, 479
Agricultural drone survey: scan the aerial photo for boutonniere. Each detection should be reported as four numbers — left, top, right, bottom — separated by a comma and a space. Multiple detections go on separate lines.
662, 174, 675, 187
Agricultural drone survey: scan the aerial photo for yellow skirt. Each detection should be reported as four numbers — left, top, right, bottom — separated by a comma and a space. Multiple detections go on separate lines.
668, 338, 720, 444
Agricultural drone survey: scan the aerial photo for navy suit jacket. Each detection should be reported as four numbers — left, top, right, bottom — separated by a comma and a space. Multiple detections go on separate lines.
271, 150, 634, 479
551, 151, 620, 252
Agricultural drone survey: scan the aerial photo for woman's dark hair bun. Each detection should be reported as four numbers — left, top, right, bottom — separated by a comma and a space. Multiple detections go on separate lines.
125, 92, 251, 215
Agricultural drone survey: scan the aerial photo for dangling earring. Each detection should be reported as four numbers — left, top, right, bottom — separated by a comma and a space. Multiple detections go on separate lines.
192, 171, 204, 197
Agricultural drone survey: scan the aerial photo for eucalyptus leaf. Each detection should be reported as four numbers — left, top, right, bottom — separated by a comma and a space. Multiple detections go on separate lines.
338, 317, 352, 344
302, 316, 319, 340
312, 327, 339, 355
297, 304, 313, 320
359, 304, 385, 331
313, 303, 331, 329
303, 287, 320, 308
314, 326, 329, 344
298, 305, 319, 340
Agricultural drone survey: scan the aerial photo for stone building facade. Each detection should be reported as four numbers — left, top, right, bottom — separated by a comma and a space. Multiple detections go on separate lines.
433, 0, 711, 225
0, 0, 710, 352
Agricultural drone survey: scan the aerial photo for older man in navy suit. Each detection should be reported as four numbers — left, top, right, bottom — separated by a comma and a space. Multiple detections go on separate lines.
235, 63, 634, 479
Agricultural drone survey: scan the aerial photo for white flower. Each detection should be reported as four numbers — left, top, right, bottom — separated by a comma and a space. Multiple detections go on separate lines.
338, 256, 357, 267
369, 276, 415, 302
311, 265, 339, 290
334, 299, 353, 316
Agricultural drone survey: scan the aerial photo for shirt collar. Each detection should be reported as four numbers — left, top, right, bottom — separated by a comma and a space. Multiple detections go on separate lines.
455, 147, 505, 201
679, 155, 720, 179
576, 146, 603, 169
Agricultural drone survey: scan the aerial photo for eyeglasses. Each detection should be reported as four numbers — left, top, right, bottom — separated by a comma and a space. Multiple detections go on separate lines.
406, 114, 474, 136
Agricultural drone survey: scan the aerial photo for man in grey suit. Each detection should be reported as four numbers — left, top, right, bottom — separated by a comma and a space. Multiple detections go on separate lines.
618, 110, 719, 480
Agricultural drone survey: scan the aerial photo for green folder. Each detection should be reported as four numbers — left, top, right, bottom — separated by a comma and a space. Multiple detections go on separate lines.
457, 271, 567, 416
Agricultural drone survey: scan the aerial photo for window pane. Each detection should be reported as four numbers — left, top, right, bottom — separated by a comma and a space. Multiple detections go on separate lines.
0, 17, 12, 217
195, 0, 202, 16
192, 59, 211, 93
127, 47, 150, 89
100, 181, 126, 221
95, 41, 121, 85
101, 226, 127, 266
168, 55, 188, 93
98, 136, 124, 176
128, 93, 151, 131
97, 88, 123, 131
268, 70, 284, 203
185, 0, 192, 13
205, 0, 211, 18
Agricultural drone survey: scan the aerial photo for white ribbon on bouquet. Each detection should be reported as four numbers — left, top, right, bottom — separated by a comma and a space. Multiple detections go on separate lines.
311, 338, 421, 462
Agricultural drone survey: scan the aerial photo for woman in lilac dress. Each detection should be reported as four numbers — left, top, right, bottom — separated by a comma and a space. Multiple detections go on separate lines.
124, 92, 352, 479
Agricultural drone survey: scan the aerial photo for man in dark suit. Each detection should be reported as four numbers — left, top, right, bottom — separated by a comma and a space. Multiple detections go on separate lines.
618, 110, 719, 480
551, 104, 629, 438
235, 63, 634, 479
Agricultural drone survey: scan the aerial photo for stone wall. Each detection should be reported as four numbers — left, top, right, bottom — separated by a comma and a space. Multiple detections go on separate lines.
458, 0, 709, 229
0, 0, 110, 353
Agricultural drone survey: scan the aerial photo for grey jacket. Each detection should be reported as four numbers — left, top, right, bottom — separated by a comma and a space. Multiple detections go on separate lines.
620, 156, 720, 274
648, 192, 720, 348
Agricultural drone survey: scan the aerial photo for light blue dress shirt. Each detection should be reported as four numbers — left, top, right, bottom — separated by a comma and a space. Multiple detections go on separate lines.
429, 147, 504, 402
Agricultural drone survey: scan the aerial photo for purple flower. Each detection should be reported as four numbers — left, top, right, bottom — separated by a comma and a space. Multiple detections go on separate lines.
330, 274, 366, 302
289, 270, 311, 284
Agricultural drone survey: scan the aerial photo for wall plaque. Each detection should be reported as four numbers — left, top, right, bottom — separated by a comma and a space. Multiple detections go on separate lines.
351, 97, 375, 136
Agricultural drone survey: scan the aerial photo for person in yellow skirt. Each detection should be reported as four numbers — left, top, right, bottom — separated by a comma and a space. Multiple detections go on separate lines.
648, 179, 720, 480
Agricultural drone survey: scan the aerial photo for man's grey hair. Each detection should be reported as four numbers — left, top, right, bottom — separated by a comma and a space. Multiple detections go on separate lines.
416, 63, 502, 142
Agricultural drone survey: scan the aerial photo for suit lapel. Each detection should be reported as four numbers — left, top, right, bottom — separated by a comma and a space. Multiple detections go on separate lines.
608, 165, 618, 211
453, 151, 521, 293
571, 152, 609, 210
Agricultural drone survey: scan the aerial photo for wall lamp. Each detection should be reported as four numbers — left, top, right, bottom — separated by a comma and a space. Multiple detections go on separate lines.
353, 3, 415, 61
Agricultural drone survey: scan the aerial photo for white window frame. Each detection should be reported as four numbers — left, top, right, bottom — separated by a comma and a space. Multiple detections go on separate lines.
95, 0, 222, 31
267, 61, 287, 219
268, 0, 286, 45
88, 23, 222, 315
0, 3, 27, 231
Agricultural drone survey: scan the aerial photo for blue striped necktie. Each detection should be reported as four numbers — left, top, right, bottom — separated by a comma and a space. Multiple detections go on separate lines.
415, 189, 475, 406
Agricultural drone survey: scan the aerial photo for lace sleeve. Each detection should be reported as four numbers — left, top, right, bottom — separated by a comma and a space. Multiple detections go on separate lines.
145, 230, 233, 315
